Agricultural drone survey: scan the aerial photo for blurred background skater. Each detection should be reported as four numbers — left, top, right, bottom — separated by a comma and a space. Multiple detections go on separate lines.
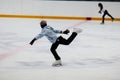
98, 3, 114, 24
29, 20, 82, 66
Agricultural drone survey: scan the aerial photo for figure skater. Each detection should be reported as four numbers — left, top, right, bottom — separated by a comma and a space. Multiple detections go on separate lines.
29, 20, 82, 66
98, 3, 114, 24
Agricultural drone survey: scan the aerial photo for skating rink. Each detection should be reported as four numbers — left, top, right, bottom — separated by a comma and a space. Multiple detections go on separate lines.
0, 18, 120, 80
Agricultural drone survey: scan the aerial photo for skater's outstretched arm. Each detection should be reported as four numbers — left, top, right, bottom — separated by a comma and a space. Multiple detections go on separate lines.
30, 32, 44, 45
51, 26, 70, 35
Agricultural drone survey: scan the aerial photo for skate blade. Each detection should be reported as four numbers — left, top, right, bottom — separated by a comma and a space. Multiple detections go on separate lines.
52, 64, 62, 67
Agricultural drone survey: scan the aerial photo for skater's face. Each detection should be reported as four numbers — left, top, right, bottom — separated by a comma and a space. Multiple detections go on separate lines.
40, 20, 47, 28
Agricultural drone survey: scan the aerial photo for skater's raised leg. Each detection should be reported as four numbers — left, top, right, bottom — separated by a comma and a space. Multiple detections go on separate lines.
106, 11, 114, 21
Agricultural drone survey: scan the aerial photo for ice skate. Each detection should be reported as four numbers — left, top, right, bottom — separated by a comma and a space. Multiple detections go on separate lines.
112, 18, 114, 22
52, 60, 62, 67
73, 28, 82, 34
100, 22, 104, 24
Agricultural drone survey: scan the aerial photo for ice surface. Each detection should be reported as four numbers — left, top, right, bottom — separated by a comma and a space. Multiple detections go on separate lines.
0, 18, 120, 80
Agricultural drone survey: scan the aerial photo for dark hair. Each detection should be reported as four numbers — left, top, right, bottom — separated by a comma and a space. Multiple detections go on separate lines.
98, 3, 103, 7
40, 20, 47, 28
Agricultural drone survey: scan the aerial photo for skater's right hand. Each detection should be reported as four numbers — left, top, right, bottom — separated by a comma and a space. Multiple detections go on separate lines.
29, 38, 36, 45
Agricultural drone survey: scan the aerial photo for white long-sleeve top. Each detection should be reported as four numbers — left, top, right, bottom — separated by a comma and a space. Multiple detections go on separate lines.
35, 25, 61, 43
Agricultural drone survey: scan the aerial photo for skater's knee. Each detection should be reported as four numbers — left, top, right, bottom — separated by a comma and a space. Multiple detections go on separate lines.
65, 42, 70, 45
50, 47, 56, 53
50, 47, 53, 52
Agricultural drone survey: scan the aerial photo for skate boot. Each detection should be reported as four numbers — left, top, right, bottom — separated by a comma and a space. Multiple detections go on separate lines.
73, 28, 82, 34
52, 60, 62, 67
112, 18, 114, 22
100, 22, 104, 24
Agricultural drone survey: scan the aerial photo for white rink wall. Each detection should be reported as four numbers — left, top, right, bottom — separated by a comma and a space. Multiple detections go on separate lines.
0, 0, 120, 18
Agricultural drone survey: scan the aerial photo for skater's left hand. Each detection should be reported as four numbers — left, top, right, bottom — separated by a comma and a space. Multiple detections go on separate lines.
62, 29, 70, 34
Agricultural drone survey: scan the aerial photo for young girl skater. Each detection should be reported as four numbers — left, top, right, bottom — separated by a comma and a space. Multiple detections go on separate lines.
98, 3, 114, 24
29, 20, 82, 66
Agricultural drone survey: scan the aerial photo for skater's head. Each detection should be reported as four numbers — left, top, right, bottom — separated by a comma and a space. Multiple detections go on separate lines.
40, 20, 47, 28
98, 3, 103, 7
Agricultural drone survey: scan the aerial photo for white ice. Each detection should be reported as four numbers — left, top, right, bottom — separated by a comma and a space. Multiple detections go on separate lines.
0, 18, 120, 80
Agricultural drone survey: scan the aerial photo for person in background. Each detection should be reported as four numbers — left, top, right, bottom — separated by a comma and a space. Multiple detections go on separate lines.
29, 20, 82, 66
98, 3, 114, 24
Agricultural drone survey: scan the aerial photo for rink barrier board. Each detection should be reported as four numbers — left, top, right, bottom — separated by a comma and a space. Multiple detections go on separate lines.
0, 14, 120, 21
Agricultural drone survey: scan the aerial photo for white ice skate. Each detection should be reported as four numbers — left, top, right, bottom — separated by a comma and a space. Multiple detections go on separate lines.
73, 28, 82, 34
52, 60, 62, 67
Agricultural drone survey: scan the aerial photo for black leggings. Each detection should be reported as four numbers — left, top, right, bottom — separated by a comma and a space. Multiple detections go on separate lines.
50, 32, 77, 60
102, 10, 114, 23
